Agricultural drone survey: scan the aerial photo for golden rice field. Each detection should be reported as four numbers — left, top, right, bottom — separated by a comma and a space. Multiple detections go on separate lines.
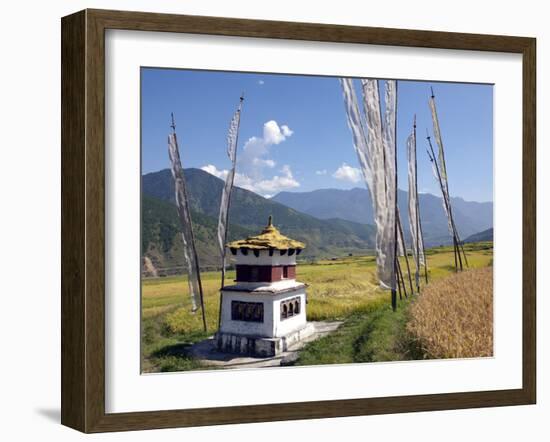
141, 242, 493, 372
407, 266, 493, 359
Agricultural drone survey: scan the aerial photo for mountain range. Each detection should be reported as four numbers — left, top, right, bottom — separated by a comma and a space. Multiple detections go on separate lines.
142, 168, 376, 274
464, 228, 493, 243
272, 188, 493, 246
141, 168, 492, 275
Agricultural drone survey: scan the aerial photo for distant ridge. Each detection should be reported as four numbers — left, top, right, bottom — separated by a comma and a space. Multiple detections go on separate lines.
464, 228, 493, 243
272, 187, 493, 246
141, 168, 493, 274
142, 168, 376, 272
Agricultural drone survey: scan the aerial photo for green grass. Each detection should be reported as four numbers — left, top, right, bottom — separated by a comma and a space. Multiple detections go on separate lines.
141, 242, 493, 372
295, 297, 421, 366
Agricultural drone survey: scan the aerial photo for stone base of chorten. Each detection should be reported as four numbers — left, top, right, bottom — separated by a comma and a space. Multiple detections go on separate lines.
215, 323, 315, 358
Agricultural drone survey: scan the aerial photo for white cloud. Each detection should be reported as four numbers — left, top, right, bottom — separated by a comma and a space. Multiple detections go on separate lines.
201, 164, 228, 180
240, 120, 293, 179
258, 80, 265, 85
253, 165, 300, 194
281, 125, 293, 137
202, 121, 298, 198
253, 158, 276, 168
234, 174, 255, 190
201, 164, 258, 192
333, 163, 362, 183
201, 163, 299, 196
315, 169, 327, 175
262, 120, 290, 145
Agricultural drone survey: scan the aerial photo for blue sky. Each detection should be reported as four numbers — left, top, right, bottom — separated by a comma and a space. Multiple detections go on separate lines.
141, 68, 493, 202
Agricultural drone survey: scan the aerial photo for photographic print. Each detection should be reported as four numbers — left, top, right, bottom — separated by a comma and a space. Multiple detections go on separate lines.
60, 10, 535, 431
140, 68, 494, 374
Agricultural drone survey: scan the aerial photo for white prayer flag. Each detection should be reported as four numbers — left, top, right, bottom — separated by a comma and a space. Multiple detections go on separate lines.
428, 150, 454, 238
168, 131, 202, 312
406, 127, 426, 287
341, 78, 397, 290
396, 206, 407, 258
380, 80, 398, 290
429, 95, 448, 185
217, 98, 243, 266
339, 78, 373, 191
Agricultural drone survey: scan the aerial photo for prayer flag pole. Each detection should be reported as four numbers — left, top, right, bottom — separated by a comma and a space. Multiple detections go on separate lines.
217, 94, 245, 328
168, 114, 207, 332
426, 132, 460, 272
413, 116, 429, 286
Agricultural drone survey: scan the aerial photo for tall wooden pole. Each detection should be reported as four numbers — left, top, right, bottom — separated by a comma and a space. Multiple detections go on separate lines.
426, 134, 460, 273
397, 257, 408, 299
430, 89, 468, 270
417, 172, 430, 284
397, 210, 414, 294
401, 261, 408, 298
218, 94, 244, 329
171, 114, 208, 332
413, 115, 427, 290
419, 216, 429, 284
392, 81, 399, 310
451, 215, 469, 268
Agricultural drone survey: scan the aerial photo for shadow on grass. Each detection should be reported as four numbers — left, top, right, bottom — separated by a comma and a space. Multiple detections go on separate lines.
143, 315, 211, 373
149, 342, 207, 372
151, 342, 191, 358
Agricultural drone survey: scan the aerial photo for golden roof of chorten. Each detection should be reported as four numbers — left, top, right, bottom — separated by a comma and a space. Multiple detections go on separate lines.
227, 216, 305, 250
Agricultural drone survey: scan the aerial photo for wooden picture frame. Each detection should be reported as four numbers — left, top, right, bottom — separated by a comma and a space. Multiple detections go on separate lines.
61, 8, 536, 433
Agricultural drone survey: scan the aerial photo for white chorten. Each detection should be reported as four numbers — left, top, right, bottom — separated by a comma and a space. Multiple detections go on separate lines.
216, 216, 314, 357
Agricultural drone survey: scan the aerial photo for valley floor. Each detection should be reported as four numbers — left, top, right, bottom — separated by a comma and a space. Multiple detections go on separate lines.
141, 242, 493, 373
